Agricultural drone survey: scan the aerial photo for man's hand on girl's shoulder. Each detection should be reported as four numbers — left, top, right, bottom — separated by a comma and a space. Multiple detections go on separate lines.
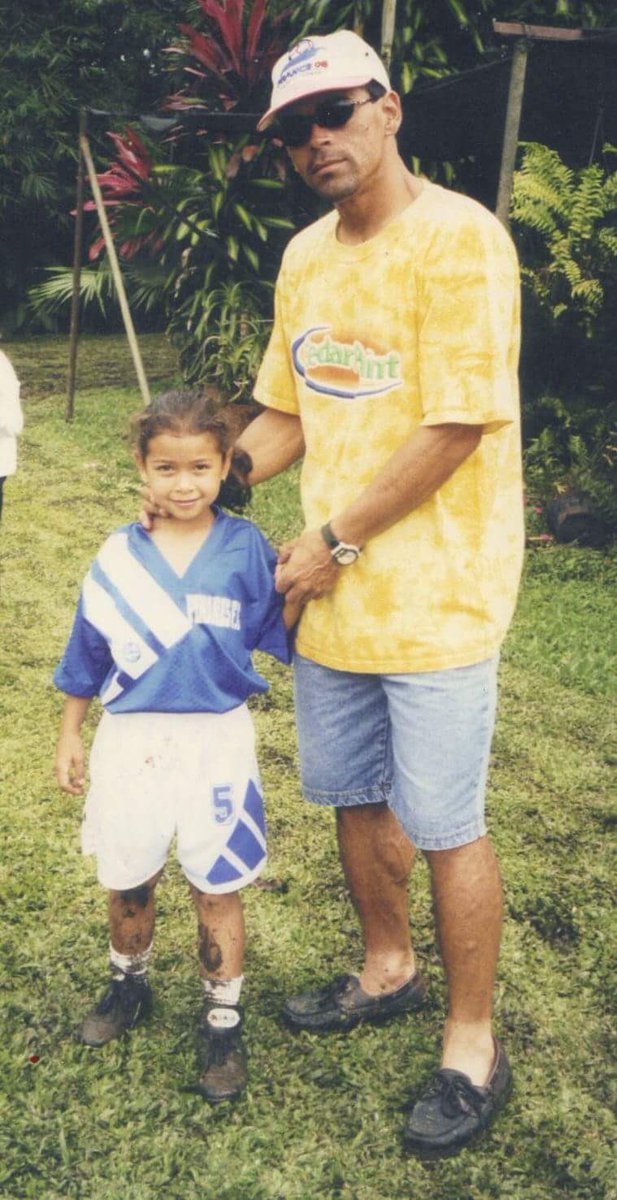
139, 485, 169, 530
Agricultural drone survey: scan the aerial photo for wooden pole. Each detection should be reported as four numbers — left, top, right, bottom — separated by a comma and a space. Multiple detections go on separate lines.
66, 109, 87, 421
495, 38, 530, 226
381, 0, 397, 72
79, 133, 151, 407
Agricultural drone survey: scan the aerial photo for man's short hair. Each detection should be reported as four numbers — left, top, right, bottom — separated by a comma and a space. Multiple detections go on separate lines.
366, 80, 387, 100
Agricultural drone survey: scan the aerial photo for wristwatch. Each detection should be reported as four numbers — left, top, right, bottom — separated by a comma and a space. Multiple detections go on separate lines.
320, 521, 362, 566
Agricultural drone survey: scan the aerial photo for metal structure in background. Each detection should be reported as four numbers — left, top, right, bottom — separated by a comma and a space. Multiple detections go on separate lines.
493, 21, 616, 227
495, 37, 529, 226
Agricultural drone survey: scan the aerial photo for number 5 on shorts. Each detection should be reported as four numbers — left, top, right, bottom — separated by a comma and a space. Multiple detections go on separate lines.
212, 783, 235, 825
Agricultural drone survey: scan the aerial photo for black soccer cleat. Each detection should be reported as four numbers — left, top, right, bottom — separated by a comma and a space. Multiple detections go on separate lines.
80, 974, 152, 1047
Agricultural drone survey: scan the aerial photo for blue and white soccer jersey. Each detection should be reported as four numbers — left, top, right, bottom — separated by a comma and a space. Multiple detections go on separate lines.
54, 512, 290, 712
54, 512, 291, 893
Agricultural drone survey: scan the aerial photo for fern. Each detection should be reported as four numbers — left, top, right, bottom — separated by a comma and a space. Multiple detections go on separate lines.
514, 143, 617, 533
512, 143, 617, 335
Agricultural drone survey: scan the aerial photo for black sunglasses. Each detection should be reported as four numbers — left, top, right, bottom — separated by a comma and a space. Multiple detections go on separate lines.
272, 95, 379, 149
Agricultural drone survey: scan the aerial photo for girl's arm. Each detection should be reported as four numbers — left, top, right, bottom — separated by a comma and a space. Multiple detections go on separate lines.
282, 595, 304, 631
55, 695, 91, 795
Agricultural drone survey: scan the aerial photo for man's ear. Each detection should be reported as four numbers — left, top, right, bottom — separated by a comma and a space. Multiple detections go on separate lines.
383, 90, 402, 137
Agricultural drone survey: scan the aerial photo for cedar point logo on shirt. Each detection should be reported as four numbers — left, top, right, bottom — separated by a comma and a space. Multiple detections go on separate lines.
292, 326, 403, 400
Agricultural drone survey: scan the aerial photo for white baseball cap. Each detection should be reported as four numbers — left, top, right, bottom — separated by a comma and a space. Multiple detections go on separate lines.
257, 30, 391, 131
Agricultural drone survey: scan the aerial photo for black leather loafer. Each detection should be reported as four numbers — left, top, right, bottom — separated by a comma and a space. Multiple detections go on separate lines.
403, 1038, 513, 1159
282, 971, 427, 1033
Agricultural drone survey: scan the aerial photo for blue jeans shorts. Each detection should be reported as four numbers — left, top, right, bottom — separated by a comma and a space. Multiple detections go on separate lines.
293, 653, 499, 851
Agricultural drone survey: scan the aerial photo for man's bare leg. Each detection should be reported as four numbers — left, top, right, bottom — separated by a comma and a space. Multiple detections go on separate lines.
426, 835, 503, 1086
336, 803, 417, 994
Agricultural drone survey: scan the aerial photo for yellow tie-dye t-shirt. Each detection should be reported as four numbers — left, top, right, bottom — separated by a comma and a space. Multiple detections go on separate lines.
254, 183, 524, 673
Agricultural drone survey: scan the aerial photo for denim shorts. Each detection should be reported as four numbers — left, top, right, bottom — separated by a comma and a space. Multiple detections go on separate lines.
293, 654, 499, 851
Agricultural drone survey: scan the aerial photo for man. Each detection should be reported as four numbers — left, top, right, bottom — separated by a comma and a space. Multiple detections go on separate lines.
234, 28, 524, 1158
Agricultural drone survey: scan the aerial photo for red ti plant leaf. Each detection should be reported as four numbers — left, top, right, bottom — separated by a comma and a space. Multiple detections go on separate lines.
245, 0, 267, 64
173, 0, 292, 109
177, 24, 231, 81
84, 127, 154, 207
196, 0, 244, 74
88, 235, 106, 262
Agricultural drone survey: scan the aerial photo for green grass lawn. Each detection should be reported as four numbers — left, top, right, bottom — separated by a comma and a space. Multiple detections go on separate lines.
1, 334, 615, 1200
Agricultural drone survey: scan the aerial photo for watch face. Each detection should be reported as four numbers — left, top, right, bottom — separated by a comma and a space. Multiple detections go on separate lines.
333, 546, 359, 565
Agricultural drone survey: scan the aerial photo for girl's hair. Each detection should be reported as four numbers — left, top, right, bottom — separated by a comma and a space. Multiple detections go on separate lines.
130, 388, 231, 460
130, 388, 252, 513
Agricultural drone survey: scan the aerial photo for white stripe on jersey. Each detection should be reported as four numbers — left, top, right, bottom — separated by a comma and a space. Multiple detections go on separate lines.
82, 575, 159, 680
97, 532, 192, 649
100, 673, 123, 707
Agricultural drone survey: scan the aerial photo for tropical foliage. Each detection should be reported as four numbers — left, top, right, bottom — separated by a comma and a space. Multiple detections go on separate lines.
511, 143, 617, 529
512, 142, 617, 329
15, 0, 617, 509
69, 0, 303, 393
0, 0, 192, 329
16, 1, 615, 331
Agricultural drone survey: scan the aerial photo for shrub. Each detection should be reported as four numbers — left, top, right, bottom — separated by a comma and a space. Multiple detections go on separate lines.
511, 143, 617, 535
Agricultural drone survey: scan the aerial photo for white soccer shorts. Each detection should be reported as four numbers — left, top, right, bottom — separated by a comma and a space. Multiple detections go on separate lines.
82, 705, 267, 893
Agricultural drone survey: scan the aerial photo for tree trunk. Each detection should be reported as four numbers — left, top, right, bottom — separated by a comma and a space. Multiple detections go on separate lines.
381, 0, 397, 71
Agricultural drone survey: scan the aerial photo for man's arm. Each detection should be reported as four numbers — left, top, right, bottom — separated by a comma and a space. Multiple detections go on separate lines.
275, 422, 482, 606
235, 409, 305, 485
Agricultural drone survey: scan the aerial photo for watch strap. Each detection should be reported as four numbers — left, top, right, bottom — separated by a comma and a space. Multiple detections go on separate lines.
320, 521, 361, 561
320, 521, 340, 551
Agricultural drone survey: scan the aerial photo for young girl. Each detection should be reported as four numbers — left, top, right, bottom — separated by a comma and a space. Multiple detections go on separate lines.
54, 389, 297, 1103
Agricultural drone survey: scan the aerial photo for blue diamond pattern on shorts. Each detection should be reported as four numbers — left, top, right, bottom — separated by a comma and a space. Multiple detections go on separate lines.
227, 816, 264, 871
243, 778, 266, 837
207, 855, 243, 887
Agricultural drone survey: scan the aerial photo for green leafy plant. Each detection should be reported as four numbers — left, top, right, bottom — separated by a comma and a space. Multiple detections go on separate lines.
511, 142, 617, 332
27, 0, 306, 390
511, 143, 617, 537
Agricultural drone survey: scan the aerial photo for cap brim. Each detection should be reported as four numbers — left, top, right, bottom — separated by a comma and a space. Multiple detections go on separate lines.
257, 74, 374, 132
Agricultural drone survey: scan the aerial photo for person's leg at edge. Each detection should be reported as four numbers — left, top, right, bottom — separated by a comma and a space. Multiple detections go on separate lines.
426, 834, 503, 1086
336, 803, 417, 995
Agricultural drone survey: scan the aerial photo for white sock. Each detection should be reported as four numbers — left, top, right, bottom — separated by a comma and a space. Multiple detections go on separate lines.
202, 974, 244, 1007
109, 940, 153, 980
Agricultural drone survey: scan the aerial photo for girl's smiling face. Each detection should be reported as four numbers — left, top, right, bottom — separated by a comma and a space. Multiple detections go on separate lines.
137, 430, 230, 528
